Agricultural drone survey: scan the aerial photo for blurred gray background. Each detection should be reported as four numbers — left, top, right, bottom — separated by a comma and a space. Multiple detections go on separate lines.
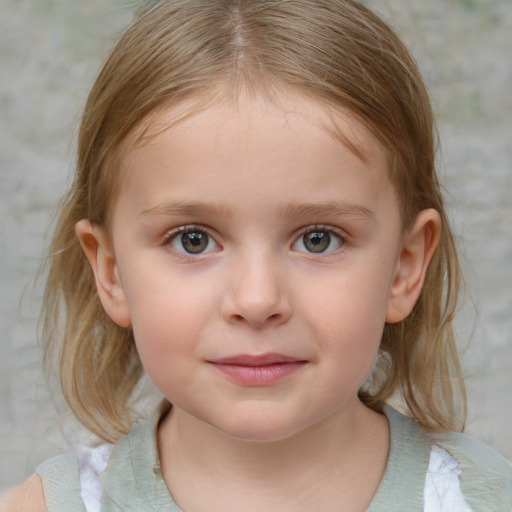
1, 0, 511, 490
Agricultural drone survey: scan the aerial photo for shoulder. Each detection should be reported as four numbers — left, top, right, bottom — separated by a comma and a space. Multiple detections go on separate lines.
381, 405, 512, 510
431, 430, 512, 511
0, 474, 47, 512
434, 429, 512, 474
35, 453, 85, 511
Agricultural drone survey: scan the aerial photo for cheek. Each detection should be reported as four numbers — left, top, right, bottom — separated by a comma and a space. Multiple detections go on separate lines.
303, 266, 393, 336
297, 263, 394, 378
129, 300, 198, 399
121, 275, 213, 379
123, 262, 215, 333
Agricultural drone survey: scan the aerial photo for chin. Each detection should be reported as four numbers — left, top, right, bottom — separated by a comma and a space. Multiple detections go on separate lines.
210, 411, 308, 443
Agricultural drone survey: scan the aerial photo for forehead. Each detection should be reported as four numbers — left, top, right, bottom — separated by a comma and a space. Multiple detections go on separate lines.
123, 92, 387, 173
114, 94, 395, 219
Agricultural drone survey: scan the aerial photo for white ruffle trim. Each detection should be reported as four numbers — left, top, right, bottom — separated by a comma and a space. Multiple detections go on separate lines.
424, 445, 473, 512
77, 442, 114, 512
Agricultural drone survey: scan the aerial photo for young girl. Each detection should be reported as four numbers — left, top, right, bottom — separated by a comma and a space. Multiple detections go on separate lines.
3, 0, 511, 510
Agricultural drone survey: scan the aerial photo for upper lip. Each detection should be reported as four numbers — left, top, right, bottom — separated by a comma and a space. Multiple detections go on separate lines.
208, 353, 305, 366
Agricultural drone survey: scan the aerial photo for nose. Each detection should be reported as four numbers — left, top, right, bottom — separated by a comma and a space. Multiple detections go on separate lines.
221, 251, 292, 328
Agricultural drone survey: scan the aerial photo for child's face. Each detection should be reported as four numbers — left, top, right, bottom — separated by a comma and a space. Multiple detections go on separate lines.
82, 95, 432, 442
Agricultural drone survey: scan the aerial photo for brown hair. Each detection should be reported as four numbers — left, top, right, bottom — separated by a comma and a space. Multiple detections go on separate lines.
43, 0, 465, 442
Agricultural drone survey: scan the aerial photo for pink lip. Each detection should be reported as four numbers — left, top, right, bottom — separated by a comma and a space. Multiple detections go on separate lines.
208, 353, 307, 386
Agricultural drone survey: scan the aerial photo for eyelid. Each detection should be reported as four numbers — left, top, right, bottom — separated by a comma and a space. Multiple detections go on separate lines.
297, 224, 347, 239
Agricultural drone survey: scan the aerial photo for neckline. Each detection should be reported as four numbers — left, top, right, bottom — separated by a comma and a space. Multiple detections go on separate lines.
100, 403, 431, 511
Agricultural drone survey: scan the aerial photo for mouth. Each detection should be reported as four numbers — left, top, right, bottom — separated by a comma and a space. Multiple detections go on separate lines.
207, 353, 308, 386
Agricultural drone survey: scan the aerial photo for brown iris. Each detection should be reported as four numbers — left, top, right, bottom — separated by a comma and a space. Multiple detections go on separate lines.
302, 231, 331, 253
181, 231, 209, 253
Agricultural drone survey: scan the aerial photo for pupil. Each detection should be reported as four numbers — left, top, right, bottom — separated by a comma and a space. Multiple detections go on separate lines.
304, 231, 330, 253
182, 232, 208, 253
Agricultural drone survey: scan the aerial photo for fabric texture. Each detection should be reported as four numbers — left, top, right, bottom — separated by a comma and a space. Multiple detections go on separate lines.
424, 445, 472, 512
77, 443, 114, 512
36, 404, 512, 511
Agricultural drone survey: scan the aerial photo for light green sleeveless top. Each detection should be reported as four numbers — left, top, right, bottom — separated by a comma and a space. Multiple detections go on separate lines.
37, 405, 512, 511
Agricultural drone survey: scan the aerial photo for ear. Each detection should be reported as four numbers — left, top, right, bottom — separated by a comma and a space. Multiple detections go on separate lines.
75, 219, 132, 328
386, 209, 441, 324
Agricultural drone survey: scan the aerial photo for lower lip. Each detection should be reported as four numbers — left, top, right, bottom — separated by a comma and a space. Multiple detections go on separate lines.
210, 362, 306, 386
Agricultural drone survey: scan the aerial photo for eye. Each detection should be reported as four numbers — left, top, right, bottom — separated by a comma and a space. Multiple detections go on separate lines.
293, 228, 344, 254
166, 227, 219, 255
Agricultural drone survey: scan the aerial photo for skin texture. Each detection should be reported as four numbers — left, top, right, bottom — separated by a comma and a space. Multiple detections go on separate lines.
7, 94, 438, 512
0, 475, 46, 512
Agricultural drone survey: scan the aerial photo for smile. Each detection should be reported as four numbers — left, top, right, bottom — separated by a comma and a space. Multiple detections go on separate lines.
208, 354, 308, 386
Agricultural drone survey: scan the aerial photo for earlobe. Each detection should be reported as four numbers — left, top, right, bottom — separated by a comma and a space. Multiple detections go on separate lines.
75, 219, 132, 328
385, 209, 441, 324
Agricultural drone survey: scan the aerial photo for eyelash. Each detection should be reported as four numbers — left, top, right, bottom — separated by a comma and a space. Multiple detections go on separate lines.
162, 224, 347, 258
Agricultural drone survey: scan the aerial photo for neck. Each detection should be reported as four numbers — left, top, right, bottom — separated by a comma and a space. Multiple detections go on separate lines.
157, 400, 389, 511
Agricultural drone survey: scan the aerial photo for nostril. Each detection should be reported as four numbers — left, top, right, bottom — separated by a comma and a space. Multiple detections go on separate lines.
231, 312, 282, 326
221, 289, 292, 327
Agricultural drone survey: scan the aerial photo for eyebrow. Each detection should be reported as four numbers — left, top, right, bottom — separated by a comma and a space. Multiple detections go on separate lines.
139, 199, 374, 222
280, 201, 374, 222
139, 200, 234, 219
